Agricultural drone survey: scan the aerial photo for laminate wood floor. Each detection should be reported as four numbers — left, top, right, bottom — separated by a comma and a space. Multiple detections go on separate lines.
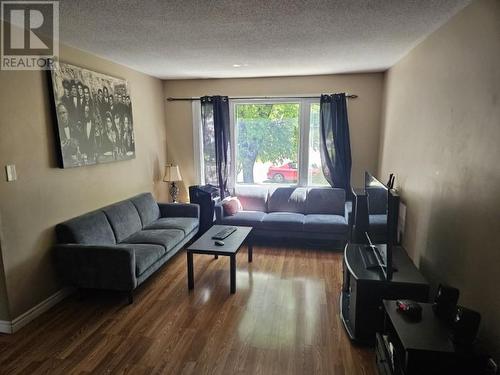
0, 246, 376, 375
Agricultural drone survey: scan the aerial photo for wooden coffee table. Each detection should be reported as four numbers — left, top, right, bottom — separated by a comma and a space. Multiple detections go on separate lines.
186, 225, 253, 294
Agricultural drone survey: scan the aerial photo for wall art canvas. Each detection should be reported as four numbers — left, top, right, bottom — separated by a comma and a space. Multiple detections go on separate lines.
50, 62, 135, 168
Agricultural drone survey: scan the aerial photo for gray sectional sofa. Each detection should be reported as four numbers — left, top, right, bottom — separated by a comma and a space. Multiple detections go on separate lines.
215, 186, 350, 243
54, 192, 199, 302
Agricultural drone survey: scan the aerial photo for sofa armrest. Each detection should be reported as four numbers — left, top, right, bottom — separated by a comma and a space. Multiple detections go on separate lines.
158, 203, 200, 218
214, 203, 224, 223
54, 244, 137, 291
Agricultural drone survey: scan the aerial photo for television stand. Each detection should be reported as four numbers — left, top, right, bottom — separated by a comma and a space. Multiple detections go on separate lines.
340, 243, 429, 345
360, 246, 398, 273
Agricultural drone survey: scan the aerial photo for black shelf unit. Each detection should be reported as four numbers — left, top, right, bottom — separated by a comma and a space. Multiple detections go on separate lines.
340, 243, 429, 345
377, 300, 490, 375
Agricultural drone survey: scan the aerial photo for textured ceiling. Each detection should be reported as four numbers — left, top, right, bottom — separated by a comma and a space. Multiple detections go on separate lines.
58, 0, 471, 79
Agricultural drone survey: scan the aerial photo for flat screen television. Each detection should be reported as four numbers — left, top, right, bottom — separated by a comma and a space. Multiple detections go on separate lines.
363, 171, 399, 280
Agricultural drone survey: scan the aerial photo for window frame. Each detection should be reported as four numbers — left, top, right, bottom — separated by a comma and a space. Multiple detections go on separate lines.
193, 97, 324, 187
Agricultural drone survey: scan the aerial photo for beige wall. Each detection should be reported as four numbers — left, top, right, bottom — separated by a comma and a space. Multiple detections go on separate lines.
163, 73, 384, 201
0, 42, 168, 319
379, 0, 500, 358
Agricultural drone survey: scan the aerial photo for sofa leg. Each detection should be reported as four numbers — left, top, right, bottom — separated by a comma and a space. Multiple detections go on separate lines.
127, 291, 134, 305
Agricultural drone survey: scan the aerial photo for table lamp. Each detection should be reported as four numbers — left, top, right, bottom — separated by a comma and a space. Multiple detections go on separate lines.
163, 164, 182, 203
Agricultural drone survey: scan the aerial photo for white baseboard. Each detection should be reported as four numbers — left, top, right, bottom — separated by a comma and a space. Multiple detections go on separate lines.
0, 287, 74, 334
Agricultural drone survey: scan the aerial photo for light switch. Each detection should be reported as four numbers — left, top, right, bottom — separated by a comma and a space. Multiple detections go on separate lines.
5, 165, 17, 182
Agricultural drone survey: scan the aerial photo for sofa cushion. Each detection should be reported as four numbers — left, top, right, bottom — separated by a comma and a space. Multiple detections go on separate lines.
130, 193, 160, 227
268, 187, 308, 213
122, 229, 184, 252
261, 212, 305, 231
234, 186, 268, 212
306, 188, 345, 215
119, 243, 166, 276
303, 214, 349, 234
103, 201, 143, 242
144, 217, 198, 234
220, 210, 266, 228
56, 210, 116, 245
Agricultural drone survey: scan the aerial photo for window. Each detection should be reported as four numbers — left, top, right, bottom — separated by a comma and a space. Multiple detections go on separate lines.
196, 98, 329, 186
308, 103, 329, 186
200, 102, 218, 185
235, 102, 300, 184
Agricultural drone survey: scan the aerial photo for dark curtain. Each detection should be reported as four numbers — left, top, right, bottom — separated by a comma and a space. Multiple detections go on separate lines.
201, 96, 231, 199
319, 93, 352, 194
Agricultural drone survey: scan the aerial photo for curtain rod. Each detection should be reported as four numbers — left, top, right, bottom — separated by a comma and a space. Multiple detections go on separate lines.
166, 94, 358, 101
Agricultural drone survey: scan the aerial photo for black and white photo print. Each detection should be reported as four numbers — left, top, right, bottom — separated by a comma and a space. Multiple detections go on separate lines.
50, 62, 135, 168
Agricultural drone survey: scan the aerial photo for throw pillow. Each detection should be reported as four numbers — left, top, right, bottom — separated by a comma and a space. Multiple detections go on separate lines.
222, 197, 242, 216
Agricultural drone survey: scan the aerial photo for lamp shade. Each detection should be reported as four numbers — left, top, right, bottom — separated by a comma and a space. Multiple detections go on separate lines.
163, 165, 182, 182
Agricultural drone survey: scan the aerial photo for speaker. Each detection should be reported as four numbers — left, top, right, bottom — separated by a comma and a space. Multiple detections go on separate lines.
189, 185, 220, 235
433, 284, 460, 321
451, 306, 481, 345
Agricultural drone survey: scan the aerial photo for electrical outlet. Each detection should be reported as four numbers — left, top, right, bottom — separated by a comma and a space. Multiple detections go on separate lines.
5, 165, 17, 182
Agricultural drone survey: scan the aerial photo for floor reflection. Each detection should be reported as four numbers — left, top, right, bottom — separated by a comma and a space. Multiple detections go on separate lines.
236, 269, 322, 349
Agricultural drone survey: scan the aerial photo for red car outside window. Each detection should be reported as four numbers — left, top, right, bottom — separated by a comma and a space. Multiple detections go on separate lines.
267, 162, 298, 182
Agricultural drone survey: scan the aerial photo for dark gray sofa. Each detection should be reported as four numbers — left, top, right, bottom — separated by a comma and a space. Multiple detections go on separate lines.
54, 192, 199, 302
215, 186, 350, 243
